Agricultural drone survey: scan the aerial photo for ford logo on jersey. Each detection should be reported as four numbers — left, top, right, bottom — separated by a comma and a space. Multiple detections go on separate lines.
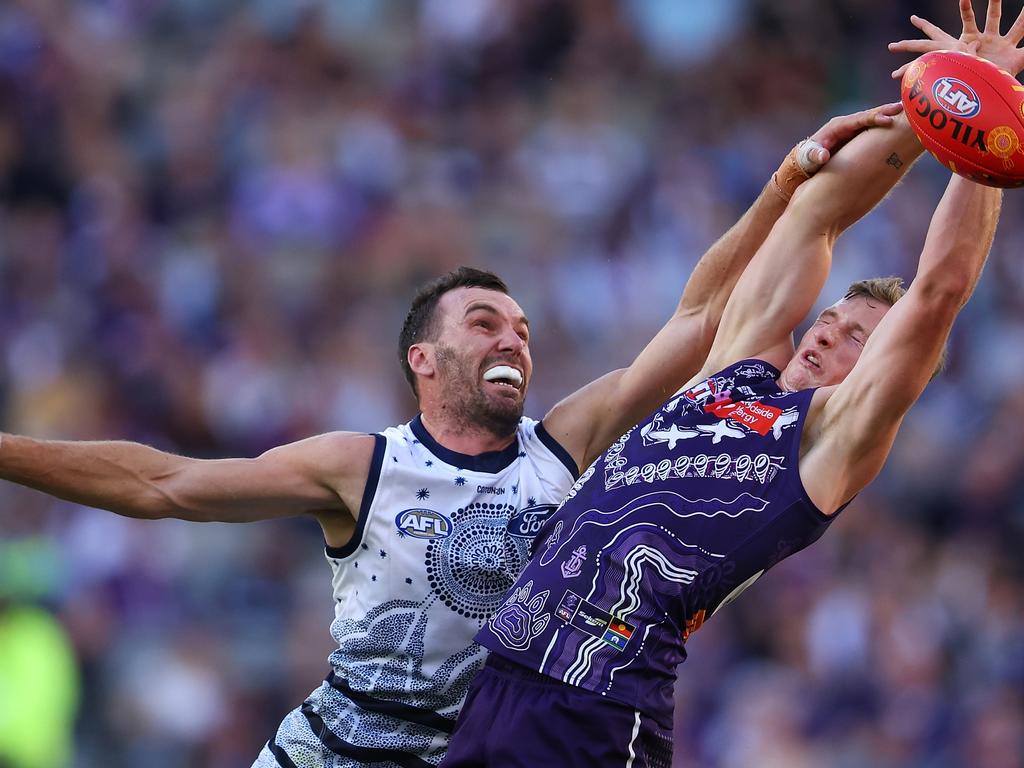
507, 504, 557, 539
932, 77, 981, 118
395, 508, 452, 539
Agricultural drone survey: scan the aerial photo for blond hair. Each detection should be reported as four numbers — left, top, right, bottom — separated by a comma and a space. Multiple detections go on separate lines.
843, 276, 948, 379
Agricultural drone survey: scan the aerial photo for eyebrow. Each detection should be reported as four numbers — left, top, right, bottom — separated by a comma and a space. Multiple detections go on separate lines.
464, 302, 530, 329
820, 308, 867, 338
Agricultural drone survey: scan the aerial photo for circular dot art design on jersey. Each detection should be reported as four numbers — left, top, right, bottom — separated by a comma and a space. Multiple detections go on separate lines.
426, 501, 529, 619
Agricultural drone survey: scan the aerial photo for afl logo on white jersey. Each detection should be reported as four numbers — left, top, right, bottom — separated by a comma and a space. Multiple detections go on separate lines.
932, 77, 981, 117
395, 508, 452, 539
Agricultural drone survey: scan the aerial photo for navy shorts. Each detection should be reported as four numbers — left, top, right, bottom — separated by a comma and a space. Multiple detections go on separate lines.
441, 654, 672, 768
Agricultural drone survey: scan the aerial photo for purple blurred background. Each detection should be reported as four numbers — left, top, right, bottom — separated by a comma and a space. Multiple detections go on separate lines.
0, 1, 1021, 766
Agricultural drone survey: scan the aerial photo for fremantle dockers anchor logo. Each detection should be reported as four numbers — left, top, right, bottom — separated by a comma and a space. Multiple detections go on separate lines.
560, 545, 587, 578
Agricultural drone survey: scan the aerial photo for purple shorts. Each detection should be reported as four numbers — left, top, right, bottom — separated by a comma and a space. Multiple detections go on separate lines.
441, 654, 672, 768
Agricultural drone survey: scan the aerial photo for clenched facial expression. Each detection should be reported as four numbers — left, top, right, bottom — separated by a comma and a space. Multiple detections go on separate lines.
429, 287, 532, 436
778, 295, 889, 391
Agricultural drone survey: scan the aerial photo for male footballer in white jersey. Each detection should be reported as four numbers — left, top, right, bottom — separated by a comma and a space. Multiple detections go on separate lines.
0, 108, 896, 767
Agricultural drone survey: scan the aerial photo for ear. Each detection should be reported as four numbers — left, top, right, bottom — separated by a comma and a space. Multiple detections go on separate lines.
408, 343, 435, 380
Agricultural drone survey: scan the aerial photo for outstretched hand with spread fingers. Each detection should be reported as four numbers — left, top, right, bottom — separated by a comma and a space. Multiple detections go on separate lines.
889, 0, 1024, 79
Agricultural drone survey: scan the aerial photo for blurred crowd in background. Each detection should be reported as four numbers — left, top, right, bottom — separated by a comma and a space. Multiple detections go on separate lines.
1, 0, 1022, 766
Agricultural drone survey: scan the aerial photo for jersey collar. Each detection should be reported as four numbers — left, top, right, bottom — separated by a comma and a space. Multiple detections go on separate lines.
410, 414, 522, 474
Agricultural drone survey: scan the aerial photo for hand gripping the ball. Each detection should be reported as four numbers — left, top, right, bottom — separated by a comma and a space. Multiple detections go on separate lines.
890, 0, 1024, 79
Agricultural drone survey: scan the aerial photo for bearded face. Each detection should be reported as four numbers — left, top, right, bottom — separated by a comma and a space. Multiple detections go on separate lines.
434, 342, 526, 437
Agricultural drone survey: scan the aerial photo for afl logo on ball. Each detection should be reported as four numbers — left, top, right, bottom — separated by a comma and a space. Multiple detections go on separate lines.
932, 77, 981, 118
395, 508, 452, 539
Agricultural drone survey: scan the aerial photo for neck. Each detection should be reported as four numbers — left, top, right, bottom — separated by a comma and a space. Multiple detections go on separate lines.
418, 411, 517, 455
777, 364, 796, 393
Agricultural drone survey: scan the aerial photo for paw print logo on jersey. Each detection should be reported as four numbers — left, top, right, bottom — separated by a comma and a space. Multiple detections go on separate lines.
488, 580, 551, 651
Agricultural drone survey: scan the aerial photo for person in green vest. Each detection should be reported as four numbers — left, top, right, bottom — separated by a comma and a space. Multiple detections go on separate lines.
0, 542, 79, 768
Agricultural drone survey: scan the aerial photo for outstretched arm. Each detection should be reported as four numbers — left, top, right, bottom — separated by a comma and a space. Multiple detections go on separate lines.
697, 112, 924, 378
0, 431, 374, 528
801, 175, 1001, 514
543, 108, 901, 471
800, 0, 1020, 514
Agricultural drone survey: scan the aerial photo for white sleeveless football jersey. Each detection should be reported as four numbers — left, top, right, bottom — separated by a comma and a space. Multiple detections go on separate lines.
254, 415, 577, 768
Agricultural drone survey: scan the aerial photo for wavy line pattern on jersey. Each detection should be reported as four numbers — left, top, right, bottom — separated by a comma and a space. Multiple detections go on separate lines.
563, 544, 697, 687
539, 490, 767, 566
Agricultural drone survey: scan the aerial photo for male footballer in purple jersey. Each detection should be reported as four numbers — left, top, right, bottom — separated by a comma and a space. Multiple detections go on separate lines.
442, 5, 1020, 768
0, 106, 895, 767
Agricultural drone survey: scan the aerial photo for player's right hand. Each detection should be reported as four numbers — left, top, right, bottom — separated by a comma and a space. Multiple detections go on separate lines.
889, 0, 1024, 80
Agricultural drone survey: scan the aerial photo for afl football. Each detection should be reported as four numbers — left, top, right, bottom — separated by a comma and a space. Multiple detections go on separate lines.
901, 49, 1024, 188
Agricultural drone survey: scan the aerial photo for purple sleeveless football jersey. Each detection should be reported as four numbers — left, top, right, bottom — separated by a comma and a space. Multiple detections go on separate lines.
475, 360, 838, 727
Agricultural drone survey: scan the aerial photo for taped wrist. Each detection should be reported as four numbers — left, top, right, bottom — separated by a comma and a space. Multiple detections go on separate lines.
770, 139, 825, 201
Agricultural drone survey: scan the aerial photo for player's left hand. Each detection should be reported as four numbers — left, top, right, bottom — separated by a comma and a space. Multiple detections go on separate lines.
802, 102, 905, 171
772, 102, 903, 200
889, 0, 1024, 79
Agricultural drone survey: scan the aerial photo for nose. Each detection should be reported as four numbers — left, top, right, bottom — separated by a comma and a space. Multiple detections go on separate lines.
497, 327, 525, 355
815, 326, 835, 348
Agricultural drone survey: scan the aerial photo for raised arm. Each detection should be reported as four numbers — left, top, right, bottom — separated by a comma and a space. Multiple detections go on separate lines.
543, 108, 901, 471
0, 431, 375, 543
801, 175, 1001, 514
698, 112, 924, 378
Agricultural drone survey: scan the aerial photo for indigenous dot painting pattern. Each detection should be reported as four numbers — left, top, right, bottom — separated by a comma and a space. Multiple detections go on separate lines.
426, 502, 529, 620
256, 416, 577, 768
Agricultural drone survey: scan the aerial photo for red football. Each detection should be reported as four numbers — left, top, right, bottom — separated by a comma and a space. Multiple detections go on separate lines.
901, 49, 1024, 188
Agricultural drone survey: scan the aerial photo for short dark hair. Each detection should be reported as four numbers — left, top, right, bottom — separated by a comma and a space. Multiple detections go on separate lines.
398, 267, 510, 398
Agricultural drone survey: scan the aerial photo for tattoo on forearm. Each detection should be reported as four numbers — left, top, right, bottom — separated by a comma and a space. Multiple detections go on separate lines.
887, 153, 904, 169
